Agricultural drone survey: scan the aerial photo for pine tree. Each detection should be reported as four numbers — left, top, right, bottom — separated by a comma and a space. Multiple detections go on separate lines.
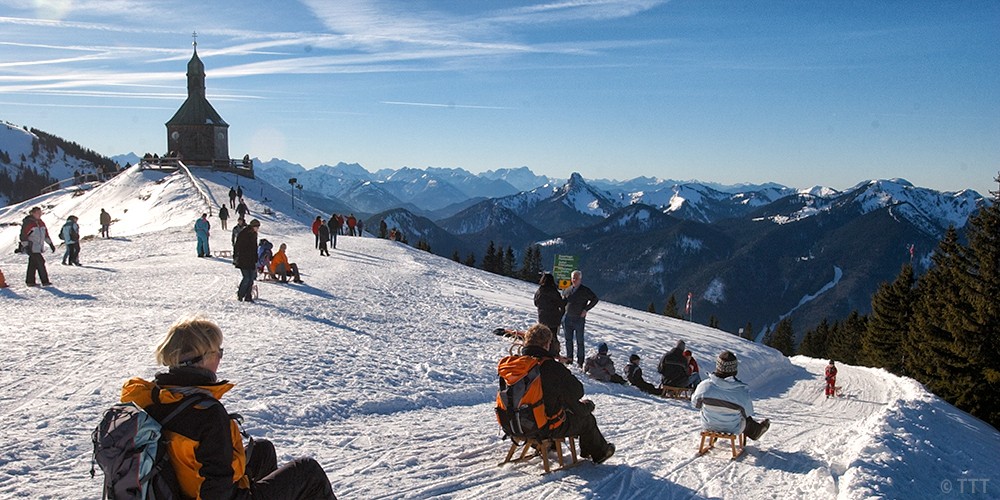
482, 241, 497, 274
503, 246, 515, 277
828, 311, 866, 365
647, 301, 657, 313
862, 263, 915, 373
945, 178, 1000, 427
664, 295, 680, 319
464, 252, 476, 267
451, 250, 460, 262
708, 316, 720, 329
798, 318, 830, 358
742, 322, 755, 341
765, 318, 796, 356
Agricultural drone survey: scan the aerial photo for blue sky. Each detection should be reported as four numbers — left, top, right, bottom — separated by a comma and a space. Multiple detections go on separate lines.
1, 0, 997, 195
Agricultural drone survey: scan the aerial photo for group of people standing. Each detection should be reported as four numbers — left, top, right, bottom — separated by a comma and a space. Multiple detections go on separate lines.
16, 206, 114, 286
311, 213, 364, 256
533, 270, 600, 368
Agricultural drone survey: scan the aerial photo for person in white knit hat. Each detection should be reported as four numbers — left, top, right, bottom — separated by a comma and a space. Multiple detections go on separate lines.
691, 350, 770, 440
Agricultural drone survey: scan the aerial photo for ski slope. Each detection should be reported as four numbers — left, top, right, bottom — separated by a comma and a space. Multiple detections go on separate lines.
0, 166, 997, 499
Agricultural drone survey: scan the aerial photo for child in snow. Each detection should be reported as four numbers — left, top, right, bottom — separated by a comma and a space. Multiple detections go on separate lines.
825, 360, 838, 398
583, 343, 626, 384
625, 354, 661, 395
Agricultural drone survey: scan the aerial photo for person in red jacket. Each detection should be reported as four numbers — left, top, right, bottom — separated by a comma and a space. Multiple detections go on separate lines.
311, 216, 322, 249
825, 360, 838, 398
684, 349, 701, 387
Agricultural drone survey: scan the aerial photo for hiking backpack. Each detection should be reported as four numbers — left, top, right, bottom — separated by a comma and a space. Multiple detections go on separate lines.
495, 355, 564, 438
91, 396, 213, 499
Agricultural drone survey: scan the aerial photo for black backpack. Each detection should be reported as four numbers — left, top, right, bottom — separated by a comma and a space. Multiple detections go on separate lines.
91, 396, 215, 499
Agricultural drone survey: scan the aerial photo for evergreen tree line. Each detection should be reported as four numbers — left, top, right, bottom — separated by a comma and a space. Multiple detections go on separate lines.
785, 176, 1000, 430
452, 241, 544, 283
29, 128, 117, 171
0, 165, 55, 204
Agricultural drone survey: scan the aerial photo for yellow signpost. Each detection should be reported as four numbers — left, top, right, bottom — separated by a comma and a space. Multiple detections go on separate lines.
552, 254, 579, 290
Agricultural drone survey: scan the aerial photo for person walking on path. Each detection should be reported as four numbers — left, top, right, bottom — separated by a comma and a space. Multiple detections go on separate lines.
235, 199, 249, 220
194, 213, 211, 258
60, 215, 81, 266
234, 219, 260, 302
99, 208, 111, 238
561, 270, 599, 368
218, 205, 229, 230
228, 186, 237, 208
20, 206, 55, 286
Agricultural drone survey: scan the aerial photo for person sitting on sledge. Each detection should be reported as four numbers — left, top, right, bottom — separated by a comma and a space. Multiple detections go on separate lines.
498, 324, 616, 464
270, 243, 303, 283
583, 343, 626, 384
657, 339, 690, 388
119, 315, 337, 499
691, 350, 770, 441
257, 239, 274, 277
685, 349, 702, 387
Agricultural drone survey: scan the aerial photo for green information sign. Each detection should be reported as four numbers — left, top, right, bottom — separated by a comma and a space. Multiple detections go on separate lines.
552, 254, 579, 290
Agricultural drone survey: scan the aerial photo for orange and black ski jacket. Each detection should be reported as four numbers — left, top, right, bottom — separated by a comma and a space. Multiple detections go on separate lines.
498, 346, 589, 433
120, 368, 249, 500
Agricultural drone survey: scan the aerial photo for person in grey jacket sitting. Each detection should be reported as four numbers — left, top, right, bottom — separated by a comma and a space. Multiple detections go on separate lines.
691, 350, 770, 440
583, 343, 625, 384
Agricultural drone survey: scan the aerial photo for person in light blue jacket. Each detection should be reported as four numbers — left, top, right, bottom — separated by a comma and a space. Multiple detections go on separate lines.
691, 350, 770, 440
194, 213, 211, 257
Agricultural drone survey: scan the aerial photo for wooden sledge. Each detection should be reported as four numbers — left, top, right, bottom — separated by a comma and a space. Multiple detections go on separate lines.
661, 386, 693, 400
698, 430, 746, 459
500, 436, 579, 473
214, 249, 232, 258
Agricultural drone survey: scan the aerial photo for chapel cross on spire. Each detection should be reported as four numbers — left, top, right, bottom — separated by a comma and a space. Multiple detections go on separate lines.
192, 31, 198, 49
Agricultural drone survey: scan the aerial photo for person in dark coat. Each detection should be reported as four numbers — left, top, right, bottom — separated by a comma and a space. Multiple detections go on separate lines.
234, 219, 260, 302
318, 220, 331, 256
228, 187, 237, 208
625, 354, 661, 395
517, 324, 615, 463
658, 339, 690, 388
561, 270, 599, 368
218, 205, 229, 230
533, 272, 565, 358
235, 199, 249, 219
326, 216, 338, 249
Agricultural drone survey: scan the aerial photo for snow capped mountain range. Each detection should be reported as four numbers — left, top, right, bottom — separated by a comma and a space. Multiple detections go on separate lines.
1, 163, 998, 499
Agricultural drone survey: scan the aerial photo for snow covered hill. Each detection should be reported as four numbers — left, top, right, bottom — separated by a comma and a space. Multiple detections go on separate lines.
1, 166, 998, 499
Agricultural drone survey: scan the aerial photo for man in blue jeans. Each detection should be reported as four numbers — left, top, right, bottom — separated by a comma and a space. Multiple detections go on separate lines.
562, 270, 599, 368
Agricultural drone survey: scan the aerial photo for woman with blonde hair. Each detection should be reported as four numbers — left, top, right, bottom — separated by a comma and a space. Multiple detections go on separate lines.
120, 315, 336, 499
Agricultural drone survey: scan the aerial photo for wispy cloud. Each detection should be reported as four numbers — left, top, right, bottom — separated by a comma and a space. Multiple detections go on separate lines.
380, 101, 512, 110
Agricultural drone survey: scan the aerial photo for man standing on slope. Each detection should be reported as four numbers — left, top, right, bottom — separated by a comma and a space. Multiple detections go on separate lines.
234, 219, 260, 302
561, 270, 599, 368
692, 350, 770, 441
194, 213, 211, 257
20, 206, 55, 286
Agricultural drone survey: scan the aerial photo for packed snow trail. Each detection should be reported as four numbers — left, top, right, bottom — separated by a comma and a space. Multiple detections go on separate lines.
0, 167, 998, 499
